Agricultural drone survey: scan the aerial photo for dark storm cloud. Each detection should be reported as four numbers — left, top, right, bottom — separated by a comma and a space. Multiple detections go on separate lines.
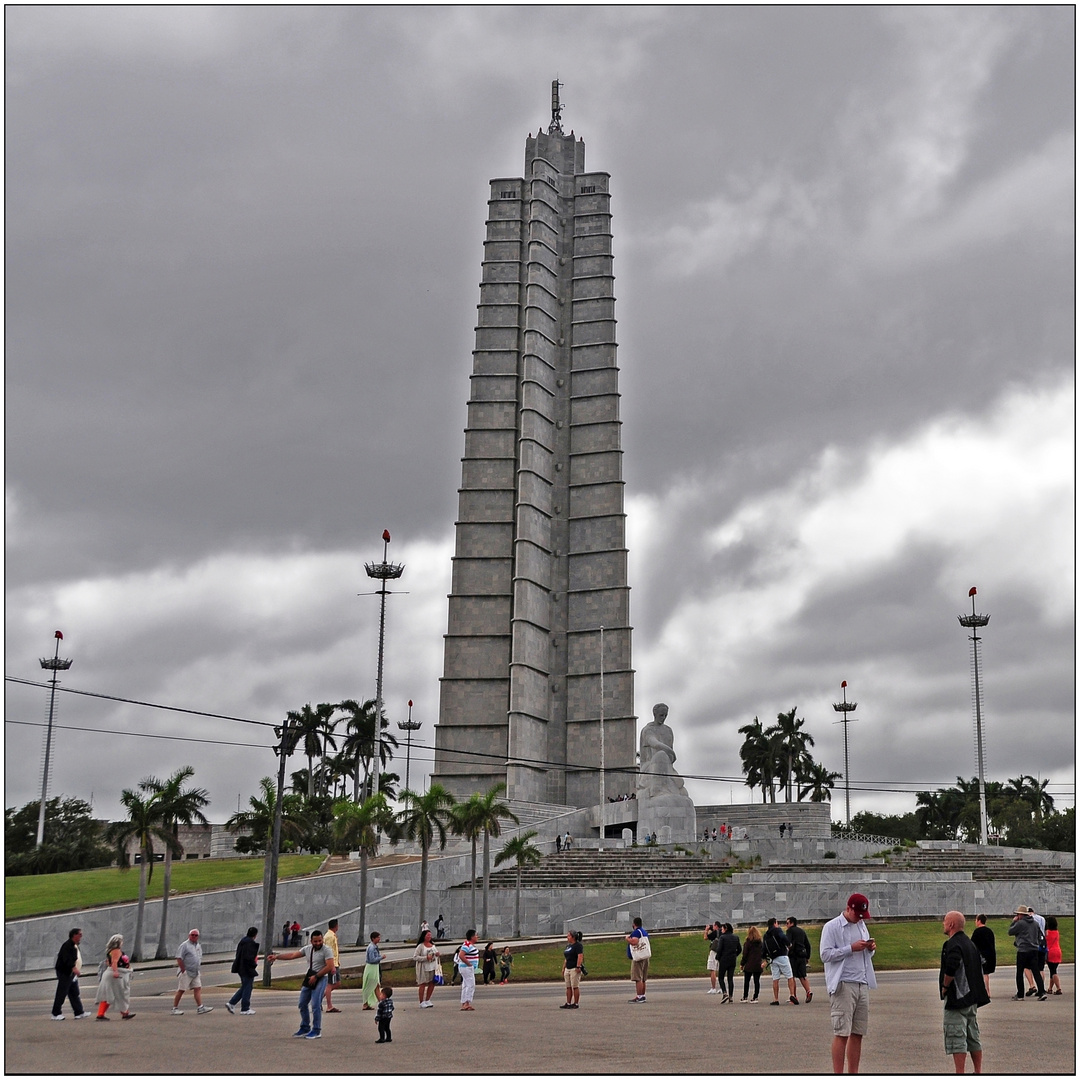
6, 6, 1073, 821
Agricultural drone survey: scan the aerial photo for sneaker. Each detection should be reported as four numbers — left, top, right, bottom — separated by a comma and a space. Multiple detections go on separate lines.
292, 1029, 310, 1037
197, 1005, 213, 1014
120, 1012, 136, 1020
740, 997, 748, 1003
305, 1030, 322, 1039
789, 995, 800, 1005
707, 988, 719, 994
805, 992, 813, 1003
225, 1002, 236, 1014
171, 1008, 184, 1015
1010, 994, 1025, 1001
420, 1001, 433, 1008
95, 1015, 109, 1021
628, 996, 646, 1003
721, 994, 730, 1003
751, 996, 759, 1003
73, 1013, 88, 1020
559, 1003, 574, 1009
769, 1000, 780, 1006
1025, 987, 1038, 997
1037, 994, 1048, 1001
240, 1010, 256, 1016
50, 1015, 64, 1021
569, 1003, 579, 1009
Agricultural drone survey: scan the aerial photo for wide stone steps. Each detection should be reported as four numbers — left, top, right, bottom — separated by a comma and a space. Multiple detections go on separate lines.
458, 848, 729, 891
888, 852, 1074, 883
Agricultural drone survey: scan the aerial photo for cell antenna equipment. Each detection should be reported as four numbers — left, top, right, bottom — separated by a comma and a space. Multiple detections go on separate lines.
549, 78, 564, 134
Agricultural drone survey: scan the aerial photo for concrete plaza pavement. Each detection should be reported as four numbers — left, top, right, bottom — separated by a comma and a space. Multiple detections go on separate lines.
5, 966, 1073, 1074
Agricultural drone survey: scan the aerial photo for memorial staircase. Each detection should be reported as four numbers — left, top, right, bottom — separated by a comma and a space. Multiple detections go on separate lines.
460, 847, 732, 891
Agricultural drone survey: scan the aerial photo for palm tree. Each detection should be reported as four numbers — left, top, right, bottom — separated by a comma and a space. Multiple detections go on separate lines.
109, 786, 178, 962
337, 698, 400, 800
772, 707, 814, 802
396, 783, 458, 929
333, 793, 398, 945
472, 782, 518, 936
143, 766, 210, 960
287, 703, 340, 800
226, 776, 310, 854
1022, 775, 1055, 824
797, 759, 842, 802
454, 795, 486, 933
738, 717, 776, 803
494, 830, 541, 938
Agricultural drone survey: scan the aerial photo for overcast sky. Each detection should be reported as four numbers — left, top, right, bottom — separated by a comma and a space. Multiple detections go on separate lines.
6, 6, 1074, 827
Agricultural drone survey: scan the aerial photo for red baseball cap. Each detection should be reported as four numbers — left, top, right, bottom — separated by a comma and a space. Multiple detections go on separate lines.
847, 893, 871, 919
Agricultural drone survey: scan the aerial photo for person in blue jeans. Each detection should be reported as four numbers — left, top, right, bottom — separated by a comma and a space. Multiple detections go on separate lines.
225, 927, 261, 1016
267, 928, 336, 1038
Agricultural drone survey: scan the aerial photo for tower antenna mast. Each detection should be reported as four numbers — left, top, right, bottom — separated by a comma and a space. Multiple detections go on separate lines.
549, 78, 564, 134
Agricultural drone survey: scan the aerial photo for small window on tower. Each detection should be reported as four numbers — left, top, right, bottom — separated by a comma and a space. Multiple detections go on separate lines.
580, 185, 596, 194
500, 190, 517, 199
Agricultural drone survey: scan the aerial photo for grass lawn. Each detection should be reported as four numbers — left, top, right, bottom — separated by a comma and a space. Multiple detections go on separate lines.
5, 855, 324, 919
308, 917, 1073, 992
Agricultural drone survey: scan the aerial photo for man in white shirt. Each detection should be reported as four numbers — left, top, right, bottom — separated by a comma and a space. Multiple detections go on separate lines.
819, 894, 877, 1074
173, 929, 213, 1015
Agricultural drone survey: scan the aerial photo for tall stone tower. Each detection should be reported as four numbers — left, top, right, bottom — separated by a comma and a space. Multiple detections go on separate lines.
433, 85, 635, 808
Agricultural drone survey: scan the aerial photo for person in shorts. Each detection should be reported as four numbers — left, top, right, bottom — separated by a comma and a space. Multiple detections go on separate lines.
820, 894, 877, 1074
764, 918, 797, 1005
561, 930, 583, 1009
626, 918, 649, 1003
786, 917, 814, 1002
323, 919, 342, 1013
940, 910, 990, 1073
172, 929, 213, 1015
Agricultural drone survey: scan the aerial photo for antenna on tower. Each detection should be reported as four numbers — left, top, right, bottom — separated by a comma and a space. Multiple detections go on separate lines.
549, 78, 564, 134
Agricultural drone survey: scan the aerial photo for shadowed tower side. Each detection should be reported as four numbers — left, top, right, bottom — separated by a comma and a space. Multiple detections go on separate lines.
434, 86, 635, 808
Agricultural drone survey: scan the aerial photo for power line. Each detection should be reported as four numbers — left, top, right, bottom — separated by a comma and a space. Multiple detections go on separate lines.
5, 718, 269, 751
8, 676, 1072, 799
5, 676, 277, 728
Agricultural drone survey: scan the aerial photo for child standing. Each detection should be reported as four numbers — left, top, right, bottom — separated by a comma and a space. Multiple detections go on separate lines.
375, 986, 394, 1043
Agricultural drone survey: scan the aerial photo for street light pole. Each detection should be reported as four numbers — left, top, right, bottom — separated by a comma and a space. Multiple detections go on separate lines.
958, 586, 991, 847
397, 699, 422, 793
598, 625, 605, 852
37, 630, 72, 848
262, 716, 296, 987
364, 530, 404, 803
832, 681, 858, 826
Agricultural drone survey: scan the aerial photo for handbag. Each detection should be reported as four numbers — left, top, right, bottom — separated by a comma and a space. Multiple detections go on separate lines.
630, 933, 652, 960
433, 959, 445, 986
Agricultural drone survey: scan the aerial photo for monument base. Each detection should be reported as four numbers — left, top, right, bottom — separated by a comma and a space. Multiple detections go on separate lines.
637, 799, 698, 846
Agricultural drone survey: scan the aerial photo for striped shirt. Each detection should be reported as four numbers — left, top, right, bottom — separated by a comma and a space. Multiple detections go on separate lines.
458, 941, 479, 969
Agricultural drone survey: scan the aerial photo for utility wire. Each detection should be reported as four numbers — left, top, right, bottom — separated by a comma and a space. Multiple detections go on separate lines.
5, 717, 268, 751
8, 676, 1073, 798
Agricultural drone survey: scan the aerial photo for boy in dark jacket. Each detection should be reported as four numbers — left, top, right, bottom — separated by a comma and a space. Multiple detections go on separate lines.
786, 917, 814, 1003
375, 985, 394, 1043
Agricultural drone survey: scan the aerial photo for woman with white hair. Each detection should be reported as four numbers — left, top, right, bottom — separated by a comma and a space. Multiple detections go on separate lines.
94, 934, 135, 1020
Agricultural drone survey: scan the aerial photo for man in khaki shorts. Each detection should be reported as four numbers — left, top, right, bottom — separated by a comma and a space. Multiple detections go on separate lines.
172, 929, 213, 1015
626, 917, 650, 1003
819, 894, 876, 1073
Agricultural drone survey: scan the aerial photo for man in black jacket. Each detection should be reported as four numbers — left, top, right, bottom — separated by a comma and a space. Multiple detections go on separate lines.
225, 927, 262, 1015
52, 928, 86, 1020
786, 917, 814, 1003
940, 911, 990, 1073
764, 918, 798, 1005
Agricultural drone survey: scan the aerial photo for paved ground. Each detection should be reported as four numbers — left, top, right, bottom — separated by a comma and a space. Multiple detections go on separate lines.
5, 964, 1073, 1074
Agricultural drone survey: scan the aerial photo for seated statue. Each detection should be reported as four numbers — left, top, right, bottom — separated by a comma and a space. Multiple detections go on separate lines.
637, 702, 691, 802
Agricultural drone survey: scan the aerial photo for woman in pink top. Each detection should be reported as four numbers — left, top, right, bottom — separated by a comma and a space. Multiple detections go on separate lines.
1045, 916, 1063, 995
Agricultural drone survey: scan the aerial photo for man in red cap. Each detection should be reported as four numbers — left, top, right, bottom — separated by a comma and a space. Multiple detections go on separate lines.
819, 894, 877, 1074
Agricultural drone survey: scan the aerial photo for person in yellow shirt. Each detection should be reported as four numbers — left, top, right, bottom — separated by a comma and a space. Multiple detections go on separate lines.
324, 919, 342, 1013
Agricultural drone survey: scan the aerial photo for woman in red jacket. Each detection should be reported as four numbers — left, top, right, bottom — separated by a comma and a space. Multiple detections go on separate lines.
1045, 916, 1063, 995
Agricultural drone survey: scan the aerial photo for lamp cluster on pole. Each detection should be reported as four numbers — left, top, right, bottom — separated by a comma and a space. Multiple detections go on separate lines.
36, 630, 73, 848
831, 681, 858, 826
364, 530, 404, 803
397, 699, 422, 793
958, 586, 991, 847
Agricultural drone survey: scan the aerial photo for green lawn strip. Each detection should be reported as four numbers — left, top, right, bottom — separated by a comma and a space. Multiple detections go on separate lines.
5, 855, 324, 919
269, 918, 1072, 990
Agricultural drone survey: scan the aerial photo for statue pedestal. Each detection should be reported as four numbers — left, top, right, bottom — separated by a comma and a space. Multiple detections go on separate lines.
637, 797, 697, 846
